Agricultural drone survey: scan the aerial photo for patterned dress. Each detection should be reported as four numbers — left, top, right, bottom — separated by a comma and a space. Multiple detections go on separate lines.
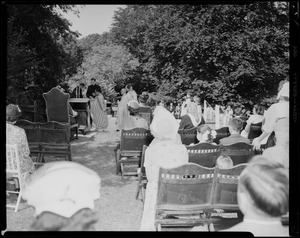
90, 93, 108, 130
6, 123, 35, 187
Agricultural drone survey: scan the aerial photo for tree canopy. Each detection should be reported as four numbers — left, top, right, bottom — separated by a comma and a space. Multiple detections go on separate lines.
6, 3, 289, 108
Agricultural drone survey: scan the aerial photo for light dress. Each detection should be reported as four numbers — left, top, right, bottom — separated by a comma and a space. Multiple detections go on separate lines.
6, 123, 35, 187
261, 101, 289, 168
90, 93, 108, 130
139, 141, 189, 231
241, 114, 265, 138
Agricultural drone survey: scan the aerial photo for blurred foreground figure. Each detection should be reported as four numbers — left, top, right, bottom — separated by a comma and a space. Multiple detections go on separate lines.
22, 161, 101, 231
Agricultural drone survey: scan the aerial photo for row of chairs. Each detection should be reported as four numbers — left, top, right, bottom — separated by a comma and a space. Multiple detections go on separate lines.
116, 128, 258, 181
15, 119, 72, 164
178, 123, 263, 145
154, 162, 247, 230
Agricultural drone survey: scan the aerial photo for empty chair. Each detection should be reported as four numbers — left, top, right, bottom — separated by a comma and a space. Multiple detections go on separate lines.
6, 144, 23, 212
248, 122, 263, 142
39, 121, 72, 162
43, 87, 78, 140
220, 142, 254, 165
116, 128, 153, 180
213, 127, 230, 144
186, 143, 221, 167
155, 163, 215, 231
178, 127, 198, 145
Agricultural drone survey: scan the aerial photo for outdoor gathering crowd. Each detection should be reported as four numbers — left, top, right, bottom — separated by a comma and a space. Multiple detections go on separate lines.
6, 78, 290, 235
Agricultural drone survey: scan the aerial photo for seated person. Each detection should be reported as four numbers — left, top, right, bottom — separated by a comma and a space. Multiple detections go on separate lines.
139, 105, 189, 231
123, 100, 149, 130
179, 102, 205, 130
241, 104, 265, 138
192, 156, 289, 236
219, 118, 251, 145
215, 155, 233, 169
6, 104, 35, 189
194, 124, 217, 145
22, 161, 101, 231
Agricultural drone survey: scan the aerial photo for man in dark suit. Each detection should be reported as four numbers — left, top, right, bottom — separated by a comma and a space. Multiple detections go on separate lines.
86, 78, 101, 100
86, 78, 102, 125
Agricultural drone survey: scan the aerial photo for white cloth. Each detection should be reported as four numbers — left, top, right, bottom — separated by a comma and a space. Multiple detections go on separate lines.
22, 161, 101, 218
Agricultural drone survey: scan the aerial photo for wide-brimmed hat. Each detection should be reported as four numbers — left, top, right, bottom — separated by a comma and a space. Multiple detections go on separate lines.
6, 104, 22, 122
150, 106, 179, 141
22, 161, 101, 218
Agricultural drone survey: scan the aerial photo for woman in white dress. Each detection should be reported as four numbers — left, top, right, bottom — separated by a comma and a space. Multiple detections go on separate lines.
139, 107, 189, 231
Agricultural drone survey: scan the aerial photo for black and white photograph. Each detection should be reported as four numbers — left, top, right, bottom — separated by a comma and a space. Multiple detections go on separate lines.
2, 2, 299, 235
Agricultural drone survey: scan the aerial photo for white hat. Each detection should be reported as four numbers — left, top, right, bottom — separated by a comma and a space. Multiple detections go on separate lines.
150, 106, 179, 141
277, 81, 289, 99
22, 161, 101, 218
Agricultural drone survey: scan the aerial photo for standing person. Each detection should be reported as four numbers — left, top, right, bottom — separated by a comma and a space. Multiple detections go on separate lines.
90, 88, 108, 132
86, 78, 102, 125
180, 93, 191, 117
116, 88, 127, 131
125, 83, 138, 102
71, 83, 86, 98
139, 107, 189, 231
6, 104, 35, 189
179, 102, 205, 130
22, 161, 101, 231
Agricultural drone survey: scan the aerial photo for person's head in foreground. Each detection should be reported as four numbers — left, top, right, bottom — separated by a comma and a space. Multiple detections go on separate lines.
228, 117, 244, 134
230, 156, 289, 236
196, 124, 216, 143
6, 104, 22, 123
216, 155, 233, 169
127, 100, 140, 116
22, 161, 101, 231
150, 106, 179, 143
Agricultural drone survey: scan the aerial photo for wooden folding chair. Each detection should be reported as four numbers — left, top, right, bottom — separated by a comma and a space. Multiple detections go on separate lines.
116, 128, 153, 181
248, 122, 262, 142
220, 142, 254, 165
209, 164, 247, 226
43, 87, 78, 140
213, 127, 230, 144
139, 106, 153, 125
39, 121, 72, 162
6, 144, 23, 212
15, 119, 41, 164
155, 163, 216, 231
186, 143, 221, 167
178, 127, 198, 145
135, 145, 148, 202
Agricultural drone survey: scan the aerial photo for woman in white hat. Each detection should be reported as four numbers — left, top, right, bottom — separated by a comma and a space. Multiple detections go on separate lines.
139, 107, 189, 231
22, 161, 101, 231
252, 81, 289, 168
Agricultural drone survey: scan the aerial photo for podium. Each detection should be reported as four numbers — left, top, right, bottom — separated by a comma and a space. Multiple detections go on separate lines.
69, 98, 91, 135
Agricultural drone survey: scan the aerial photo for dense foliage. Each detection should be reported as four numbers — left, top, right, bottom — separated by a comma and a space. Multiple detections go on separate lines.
6, 3, 289, 108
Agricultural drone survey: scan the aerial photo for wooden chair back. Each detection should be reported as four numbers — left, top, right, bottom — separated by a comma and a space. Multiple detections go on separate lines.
18, 101, 37, 122
156, 163, 215, 213
139, 107, 153, 125
212, 163, 247, 211
6, 144, 22, 212
220, 142, 254, 165
248, 122, 262, 141
43, 87, 70, 123
135, 145, 148, 201
213, 127, 230, 144
178, 127, 197, 145
120, 128, 154, 157
186, 143, 221, 167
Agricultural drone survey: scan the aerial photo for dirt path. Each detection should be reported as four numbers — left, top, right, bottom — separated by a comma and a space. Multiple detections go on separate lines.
5, 116, 144, 231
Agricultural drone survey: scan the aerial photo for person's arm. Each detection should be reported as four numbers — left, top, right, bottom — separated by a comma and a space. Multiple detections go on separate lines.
252, 131, 270, 150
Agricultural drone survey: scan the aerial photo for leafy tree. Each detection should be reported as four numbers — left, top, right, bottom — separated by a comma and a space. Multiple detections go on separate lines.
110, 3, 289, 106
6, 4, 82, 104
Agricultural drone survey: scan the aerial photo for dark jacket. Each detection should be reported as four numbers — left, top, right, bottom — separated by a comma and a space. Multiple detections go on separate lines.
86, 84, 101, 99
